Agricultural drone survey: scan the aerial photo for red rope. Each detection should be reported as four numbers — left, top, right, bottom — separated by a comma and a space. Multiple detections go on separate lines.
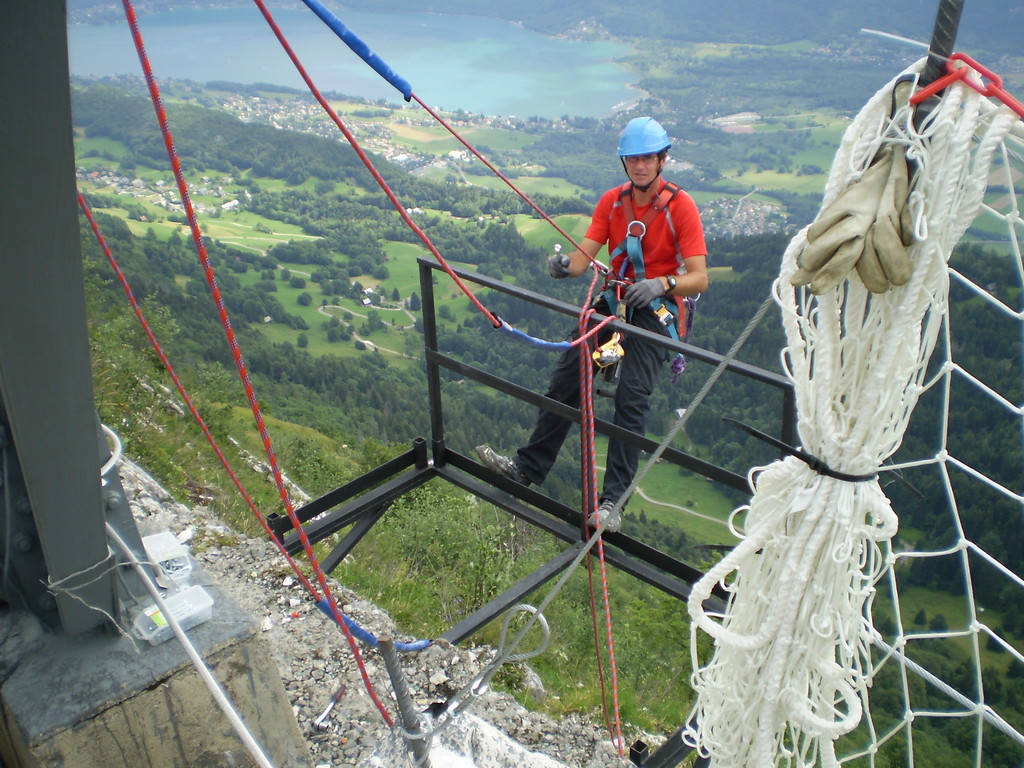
122, 0, 627, 740
248, 28, 626, 738
411, 96, 606, 274
79, 193, 320, 599
251, 0, 502, 329
577, 302, 625, 755
578, 313, 612, 736
120, 0, 393, 726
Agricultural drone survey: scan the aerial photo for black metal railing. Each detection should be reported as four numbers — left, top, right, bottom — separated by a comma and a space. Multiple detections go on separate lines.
417, 256, 796, 489
269, 257, 798, 767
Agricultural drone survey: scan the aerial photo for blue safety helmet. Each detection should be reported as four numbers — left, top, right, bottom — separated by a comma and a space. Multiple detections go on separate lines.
617, 117, 671, 157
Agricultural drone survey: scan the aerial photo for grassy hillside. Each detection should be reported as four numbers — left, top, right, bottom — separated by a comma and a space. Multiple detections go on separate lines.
72, 44, 1024, 763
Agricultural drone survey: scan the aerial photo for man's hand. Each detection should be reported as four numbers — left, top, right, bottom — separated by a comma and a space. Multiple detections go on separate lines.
547, 252, 572, 279
623, 277, 664, 307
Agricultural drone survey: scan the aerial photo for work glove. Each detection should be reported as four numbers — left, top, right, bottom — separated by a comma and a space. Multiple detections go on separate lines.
792, 142, 917, 295
869, 143, 915, 288
547, 252, 571, 279
792, 146, 894, 295
623, 277, 665, 307
855, 227, 889, 294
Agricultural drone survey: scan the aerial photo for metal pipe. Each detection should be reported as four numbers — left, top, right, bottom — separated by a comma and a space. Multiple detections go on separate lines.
921, 0, 966, 88
379, 637, 431, 767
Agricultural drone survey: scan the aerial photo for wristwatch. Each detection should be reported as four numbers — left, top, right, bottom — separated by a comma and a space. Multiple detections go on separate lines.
664, 276, 677, 295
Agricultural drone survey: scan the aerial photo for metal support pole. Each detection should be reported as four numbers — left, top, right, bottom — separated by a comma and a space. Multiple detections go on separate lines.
921, 0, 965, 87
912, 0, 966, 131
419, 262, 447, 466
379, 637, 432, 768
0, 0, 119, 634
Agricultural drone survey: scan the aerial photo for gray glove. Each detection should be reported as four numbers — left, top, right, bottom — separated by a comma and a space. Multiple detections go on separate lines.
623, 277, 664, 307
547, 252, 571, 279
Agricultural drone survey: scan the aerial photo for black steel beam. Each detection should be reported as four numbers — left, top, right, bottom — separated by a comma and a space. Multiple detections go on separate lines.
419, 263, 447, 465
436, 453, 727, 608
417, 256, 793, 390
631, 720, 710, 768
440, 543, 586, 645
278, 465, 436, 554
428, 349, 751, 491
269, 443, 421, 538
319, 505, 390, 575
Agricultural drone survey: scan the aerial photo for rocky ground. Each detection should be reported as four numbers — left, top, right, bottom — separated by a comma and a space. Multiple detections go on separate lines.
122, 459, 651, 767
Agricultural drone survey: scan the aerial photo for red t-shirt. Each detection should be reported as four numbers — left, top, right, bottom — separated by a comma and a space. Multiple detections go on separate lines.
585, 178, 706, 280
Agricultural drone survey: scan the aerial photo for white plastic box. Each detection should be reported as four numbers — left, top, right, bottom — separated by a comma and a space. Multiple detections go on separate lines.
142, 531, 193, 586
132, 584, 214, 646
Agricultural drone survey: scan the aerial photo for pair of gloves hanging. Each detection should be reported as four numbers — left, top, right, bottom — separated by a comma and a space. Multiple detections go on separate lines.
792, 141, 917, 295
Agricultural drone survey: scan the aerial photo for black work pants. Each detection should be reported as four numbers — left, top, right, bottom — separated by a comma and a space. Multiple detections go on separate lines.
514, 301, 668, 508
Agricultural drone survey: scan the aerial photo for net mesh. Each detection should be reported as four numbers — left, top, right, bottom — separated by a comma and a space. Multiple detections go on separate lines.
685, 58, 1024, 768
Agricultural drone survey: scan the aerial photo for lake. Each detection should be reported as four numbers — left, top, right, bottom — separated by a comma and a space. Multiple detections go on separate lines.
68, 6, 638, 119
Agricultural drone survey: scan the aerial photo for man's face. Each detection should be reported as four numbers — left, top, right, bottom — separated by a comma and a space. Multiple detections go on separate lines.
624, 153, 664, 189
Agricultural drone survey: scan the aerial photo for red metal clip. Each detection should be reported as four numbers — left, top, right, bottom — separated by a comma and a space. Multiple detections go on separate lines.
910, 53, 1024, 120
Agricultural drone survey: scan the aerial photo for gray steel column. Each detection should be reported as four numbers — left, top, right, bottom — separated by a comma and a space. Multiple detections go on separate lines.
0, 1, 116, 634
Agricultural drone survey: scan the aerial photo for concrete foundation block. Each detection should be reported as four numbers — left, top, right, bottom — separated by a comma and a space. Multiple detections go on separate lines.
0, 577, 309, 768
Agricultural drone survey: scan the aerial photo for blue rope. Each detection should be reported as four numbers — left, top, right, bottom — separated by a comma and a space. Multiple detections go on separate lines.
497, 319, 572, 350
299, 0, 414, 101
316, 599, 431, 652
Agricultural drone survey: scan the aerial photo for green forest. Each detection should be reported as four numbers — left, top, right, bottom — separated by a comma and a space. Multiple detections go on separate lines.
70, 50, 1023, 768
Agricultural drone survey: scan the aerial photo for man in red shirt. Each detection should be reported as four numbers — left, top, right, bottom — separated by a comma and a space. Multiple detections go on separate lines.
479, 117, 708, 530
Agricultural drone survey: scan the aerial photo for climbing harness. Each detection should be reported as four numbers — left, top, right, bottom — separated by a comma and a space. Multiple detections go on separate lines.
595, 180, 697, 388
602, 181, 683, 326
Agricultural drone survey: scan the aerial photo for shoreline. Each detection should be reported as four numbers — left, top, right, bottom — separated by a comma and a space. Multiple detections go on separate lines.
67, 2, 639, 122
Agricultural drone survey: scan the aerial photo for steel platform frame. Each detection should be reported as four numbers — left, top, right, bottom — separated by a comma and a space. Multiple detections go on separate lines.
268, 258, 796, 766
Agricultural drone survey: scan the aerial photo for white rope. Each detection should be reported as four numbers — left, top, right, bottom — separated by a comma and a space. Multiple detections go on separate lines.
685, 58, 1021, 768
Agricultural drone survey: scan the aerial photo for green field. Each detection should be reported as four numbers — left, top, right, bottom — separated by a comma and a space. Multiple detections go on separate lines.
467, 173, 591, 199
590, 436, 741, 548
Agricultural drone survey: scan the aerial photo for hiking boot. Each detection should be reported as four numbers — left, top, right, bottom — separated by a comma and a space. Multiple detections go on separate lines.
476, 445, 528, 484
588, 500, 622, 533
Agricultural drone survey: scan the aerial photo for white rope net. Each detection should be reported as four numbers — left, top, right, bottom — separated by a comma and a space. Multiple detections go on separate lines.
684, 58, 1024, 768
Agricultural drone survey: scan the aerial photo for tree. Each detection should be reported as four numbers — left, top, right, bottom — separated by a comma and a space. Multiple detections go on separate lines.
297, 333, 308, 348
297, 292, 312, 307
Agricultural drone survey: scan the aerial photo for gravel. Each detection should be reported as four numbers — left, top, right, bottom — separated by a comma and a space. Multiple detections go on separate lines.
121, 459, 654, 767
